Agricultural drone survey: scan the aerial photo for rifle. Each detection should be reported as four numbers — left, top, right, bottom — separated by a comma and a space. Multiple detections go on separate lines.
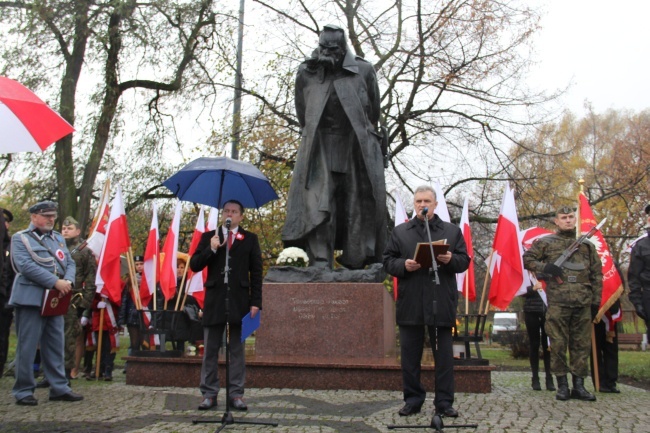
552, 218, 607, 283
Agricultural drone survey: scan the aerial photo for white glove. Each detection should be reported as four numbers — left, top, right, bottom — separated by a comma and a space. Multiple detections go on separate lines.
80, 317, 89, 326
97, 301, 107, 309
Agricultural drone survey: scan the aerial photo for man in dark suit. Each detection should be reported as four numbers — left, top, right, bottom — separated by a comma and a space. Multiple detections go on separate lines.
190, 200, 262, 411
383, 186, 469, 418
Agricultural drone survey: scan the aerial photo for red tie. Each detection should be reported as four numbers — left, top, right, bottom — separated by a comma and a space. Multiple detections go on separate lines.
227, 230, 233, 249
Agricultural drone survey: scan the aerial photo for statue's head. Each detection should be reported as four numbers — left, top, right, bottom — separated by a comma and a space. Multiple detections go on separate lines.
317, 24, 347, 71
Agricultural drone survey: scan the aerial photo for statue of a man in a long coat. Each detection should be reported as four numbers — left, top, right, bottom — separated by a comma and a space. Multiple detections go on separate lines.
282, 25, 387, 269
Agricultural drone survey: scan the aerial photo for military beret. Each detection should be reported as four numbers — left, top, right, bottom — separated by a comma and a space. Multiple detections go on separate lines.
2, 209, 13, 222
29, 201, 58, 216
645, 204, 650, 215
133, 255, 145, 262
556, 206, 575, 215
62, 216, 79, 227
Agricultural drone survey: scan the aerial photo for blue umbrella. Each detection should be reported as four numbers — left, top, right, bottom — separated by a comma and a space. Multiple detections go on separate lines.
162, 157, 278, 209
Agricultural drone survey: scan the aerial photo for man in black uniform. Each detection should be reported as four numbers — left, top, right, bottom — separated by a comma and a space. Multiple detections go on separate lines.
383, 185, 470, 418
629, 204, 650, 340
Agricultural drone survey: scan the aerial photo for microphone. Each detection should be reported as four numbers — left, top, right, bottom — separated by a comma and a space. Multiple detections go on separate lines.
225, 217, 232, 229
421, 207, 429, 217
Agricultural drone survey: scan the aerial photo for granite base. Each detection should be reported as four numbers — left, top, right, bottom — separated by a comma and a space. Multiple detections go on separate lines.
123, 354, 494, 393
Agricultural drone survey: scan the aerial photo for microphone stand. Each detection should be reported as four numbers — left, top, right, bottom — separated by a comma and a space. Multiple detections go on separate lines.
192, 220, 278, 432
388, 210, 478, 433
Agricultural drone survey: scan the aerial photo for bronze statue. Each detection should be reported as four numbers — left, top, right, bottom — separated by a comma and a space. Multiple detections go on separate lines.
282, 25, 387, 269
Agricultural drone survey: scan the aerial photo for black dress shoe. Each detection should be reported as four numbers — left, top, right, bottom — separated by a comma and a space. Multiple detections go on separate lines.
16, 395, 38, 406
231, 397, 248, 411
436, 407, 459, 418
35, 378, 50, 388
198, 397, 217, 410
398, 403, 421, 416
599, 385, 621, 393
49, 391, 84, 402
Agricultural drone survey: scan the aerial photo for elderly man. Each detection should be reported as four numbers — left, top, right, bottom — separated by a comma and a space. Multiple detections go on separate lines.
523, 206, 602, 402
282, 24, 387, 269
9, 201, 83, 406
383, 185, 470, 418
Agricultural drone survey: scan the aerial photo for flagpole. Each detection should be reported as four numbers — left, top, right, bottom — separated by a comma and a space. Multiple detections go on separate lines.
478, 250, 494, 315
174, 261, 190, 311
126, 248, 142, 310
464, 273, 469, 315
95, 307, 105, 381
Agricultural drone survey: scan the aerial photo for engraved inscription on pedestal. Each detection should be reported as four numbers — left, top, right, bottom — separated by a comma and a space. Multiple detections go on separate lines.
255, 283, 396, 359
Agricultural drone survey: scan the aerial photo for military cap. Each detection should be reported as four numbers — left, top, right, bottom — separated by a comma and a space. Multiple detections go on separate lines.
62, 216, 79, 227
2, 209, 13, 222
29, 201, 58, 216
645, 204, 650, 215
556, 206, 575, 215
133, 255, 145, 262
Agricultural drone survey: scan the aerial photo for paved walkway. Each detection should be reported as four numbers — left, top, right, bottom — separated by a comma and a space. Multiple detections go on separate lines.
0, 371, 648, 432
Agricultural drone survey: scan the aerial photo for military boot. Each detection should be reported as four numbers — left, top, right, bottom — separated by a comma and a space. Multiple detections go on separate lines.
555, 375, 570, 401
531, 372, 541, 391
570, 376, 596, 401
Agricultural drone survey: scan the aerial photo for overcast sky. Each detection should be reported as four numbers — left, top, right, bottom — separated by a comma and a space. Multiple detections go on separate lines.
529, 0, 650, 114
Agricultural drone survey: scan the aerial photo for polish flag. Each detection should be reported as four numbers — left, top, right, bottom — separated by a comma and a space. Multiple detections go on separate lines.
187, 207, 207, 308
159, 201, 181, 301
85, 181, 111, 258
433, 181, 451, 223
140, 202, 159, 307
456, 197, 476, 301
95, 185, 131, 305
578, 192, 624, 322
207, 207, 219, 231
392, 193, 410, 301
488, 184, 526, 310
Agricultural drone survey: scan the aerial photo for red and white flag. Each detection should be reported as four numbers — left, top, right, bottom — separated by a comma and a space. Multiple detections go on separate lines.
159, 201, 181, 301
392, 193, 410, 301
187, 206, 207, 308
95, 185, 131, 305
578, 192, 624, 322
433, 181, 450, 223
207, 207, 219, 231
488, 184, 526, 310
140, 202, 159, 307
85, 180, 111, 258
456, 197, 476, 301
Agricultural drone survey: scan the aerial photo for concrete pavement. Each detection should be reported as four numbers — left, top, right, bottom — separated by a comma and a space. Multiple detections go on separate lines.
0, 371, 648, 432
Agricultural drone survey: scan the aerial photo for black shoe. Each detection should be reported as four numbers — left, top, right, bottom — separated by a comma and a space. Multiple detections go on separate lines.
532, 376, 541, 391
599, 385, 621, 394
436, 407, 459, 418
546, 376, 556, 391
231, 397, 248, 411
49, 391, 84, 402
198, 397, 217, 410
35, 378, 50, 388
16, 395, 38, 406
398, 403, 422, 416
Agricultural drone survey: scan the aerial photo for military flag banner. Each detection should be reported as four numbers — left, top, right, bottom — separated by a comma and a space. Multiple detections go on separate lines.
578, 192, 624, 322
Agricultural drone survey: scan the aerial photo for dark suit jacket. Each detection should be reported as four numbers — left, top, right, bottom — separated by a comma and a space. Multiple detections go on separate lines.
189, 226, 263, 326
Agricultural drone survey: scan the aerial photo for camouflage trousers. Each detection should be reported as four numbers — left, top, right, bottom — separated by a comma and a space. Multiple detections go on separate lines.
545, 304, 592, 377
63, 306, 82, 370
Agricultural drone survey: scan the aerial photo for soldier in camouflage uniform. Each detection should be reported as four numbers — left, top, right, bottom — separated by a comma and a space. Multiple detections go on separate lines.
62, 217, 97, 379
523, 207, 602, 402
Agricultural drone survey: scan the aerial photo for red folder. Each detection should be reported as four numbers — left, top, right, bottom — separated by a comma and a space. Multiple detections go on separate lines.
41, 289, 72, 316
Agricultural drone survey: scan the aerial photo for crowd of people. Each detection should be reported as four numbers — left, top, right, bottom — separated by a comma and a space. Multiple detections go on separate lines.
0, 194, 648, 415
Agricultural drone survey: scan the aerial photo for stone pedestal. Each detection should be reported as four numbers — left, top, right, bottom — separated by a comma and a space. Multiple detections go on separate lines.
254, 282, 396, 358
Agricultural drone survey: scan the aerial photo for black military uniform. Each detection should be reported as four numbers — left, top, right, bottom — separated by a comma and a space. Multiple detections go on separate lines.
628, 204, 650, 340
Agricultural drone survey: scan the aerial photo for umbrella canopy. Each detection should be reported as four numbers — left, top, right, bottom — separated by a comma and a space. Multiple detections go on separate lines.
162, 157, 279, 209
0, 76, 75, 154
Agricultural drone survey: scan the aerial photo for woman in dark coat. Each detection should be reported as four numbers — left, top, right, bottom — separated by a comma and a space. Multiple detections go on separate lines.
523, 281, 554, 391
